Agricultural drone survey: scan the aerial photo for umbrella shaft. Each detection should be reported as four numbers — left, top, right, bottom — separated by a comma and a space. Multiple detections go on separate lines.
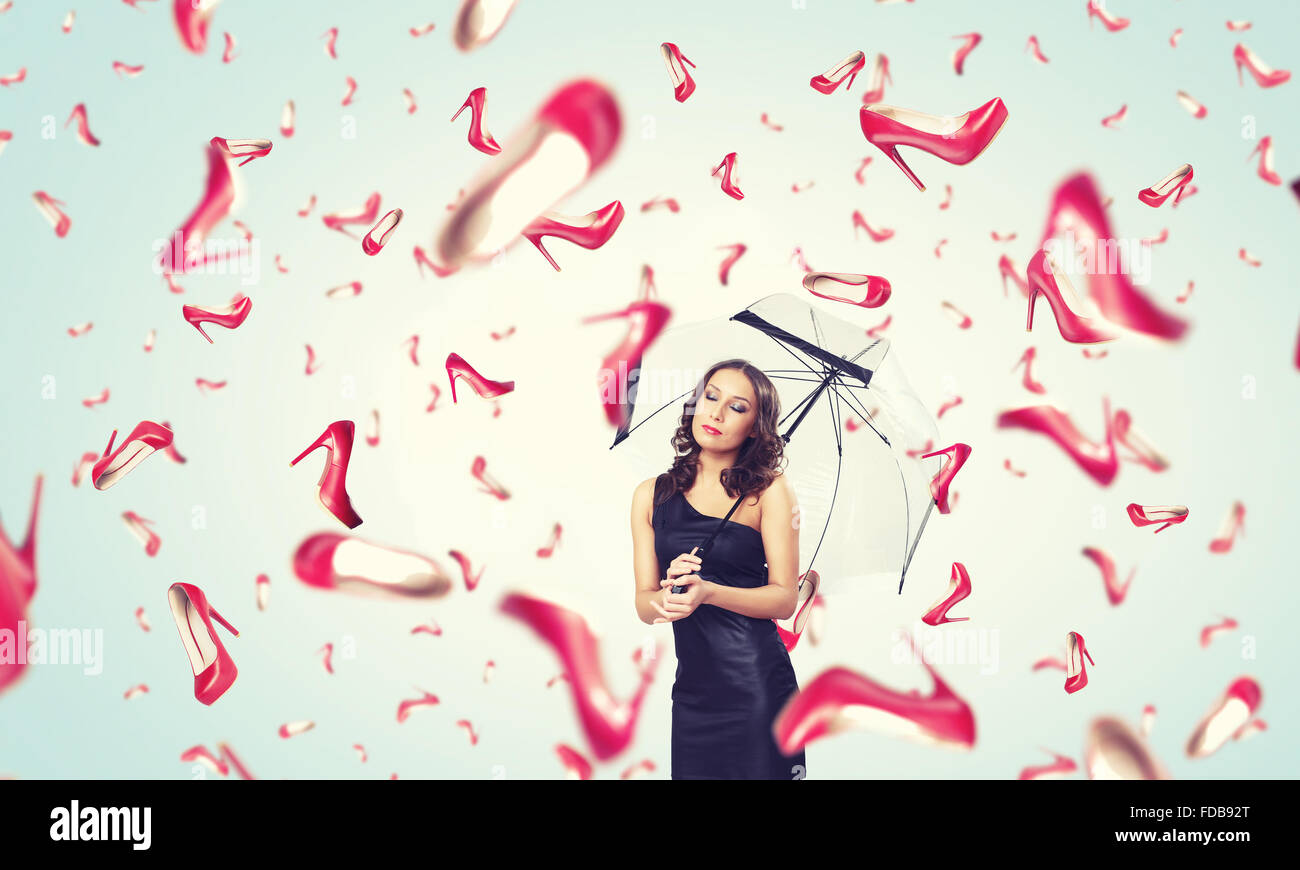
783, 368, 839, 441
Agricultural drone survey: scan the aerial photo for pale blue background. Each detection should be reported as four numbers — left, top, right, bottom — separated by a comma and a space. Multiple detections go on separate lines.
0, 0, 1297, 778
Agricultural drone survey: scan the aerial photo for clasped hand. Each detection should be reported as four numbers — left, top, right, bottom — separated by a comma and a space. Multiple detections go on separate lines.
652, 548, 709, 624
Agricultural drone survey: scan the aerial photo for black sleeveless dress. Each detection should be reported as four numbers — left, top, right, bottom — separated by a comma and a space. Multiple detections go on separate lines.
652, 488, 807, 780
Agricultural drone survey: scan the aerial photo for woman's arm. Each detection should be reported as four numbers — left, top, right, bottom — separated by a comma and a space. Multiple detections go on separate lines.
698, 474, 799, 621
631, 478, 667, 625
697, 579, 791, 621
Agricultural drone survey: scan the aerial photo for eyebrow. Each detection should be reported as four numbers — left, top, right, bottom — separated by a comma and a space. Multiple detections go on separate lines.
706, 383, 751, 404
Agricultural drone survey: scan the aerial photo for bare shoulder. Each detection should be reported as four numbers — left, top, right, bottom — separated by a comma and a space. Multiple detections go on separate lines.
757, 471, 797, 517
632, 476, 658, 521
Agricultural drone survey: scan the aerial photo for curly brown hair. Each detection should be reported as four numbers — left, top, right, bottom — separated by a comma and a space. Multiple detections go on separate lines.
654, 359, 786, 511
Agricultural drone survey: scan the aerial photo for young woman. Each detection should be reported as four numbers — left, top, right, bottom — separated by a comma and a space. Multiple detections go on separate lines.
629, 359, 807, 779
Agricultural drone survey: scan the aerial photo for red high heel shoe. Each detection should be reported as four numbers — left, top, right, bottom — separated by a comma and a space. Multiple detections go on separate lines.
660, 42, 697, 102
168, 582, 239, 705
1041, 173, 1188, 341
1249, 137, 1282, 186
859, 97, 1008, 192
293, 532, 453, 597
1208, 501, 1245, 553
922, 562, 971, 626
362, 208, 404, 255
860, 54, 891, 104
998, 398, 1119, 486
66, 103, 101, 147
502, 592, 661, 761
1186, 677, 1262, 759
290, 421, 363, 529
951, 33, 982, 76
209, 137, 272, 166
1011, 346, 1046, 393
582, 299, 672, 427
1086, 716, 1170, 779
450, 86, 503, 155
446, 353, 515, 403
452, 0, 519, 52
810, 50, 865, 94
716, 243, 747, 285
999, 254, 1029, 298
322, 192, 382, 239
1025, 248, 1117, 343
32, 191, 71, 237
918, 443, 970, 514
802, 272, 891, 308
433, 79, 621, 270
771, 656, 977, 754
521, 200, 625, 271
181, 294, 252, 343
851, 209, 894, 242
1233, 43, 1291, 88
711, 151, 744, 200
1126, 503, 1188, 534
775, 570, 819, 652
0, 475, 42, 694
1064, 630, 1095, 694
1137, 163, 1193, 207
1086, 0, 1130, 32
1107, 405, 1170, 468
122, 511, 162, 556
91, 421, 174, 491
0, 474, 42, 606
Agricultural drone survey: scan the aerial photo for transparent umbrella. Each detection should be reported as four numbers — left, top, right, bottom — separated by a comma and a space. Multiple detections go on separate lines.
609, 292, 941, 596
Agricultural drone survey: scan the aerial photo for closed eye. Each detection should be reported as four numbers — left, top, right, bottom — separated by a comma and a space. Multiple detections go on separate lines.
705, 391, 748, 413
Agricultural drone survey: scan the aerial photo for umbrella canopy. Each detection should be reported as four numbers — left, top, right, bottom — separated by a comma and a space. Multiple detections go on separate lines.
610, 292, 940, 595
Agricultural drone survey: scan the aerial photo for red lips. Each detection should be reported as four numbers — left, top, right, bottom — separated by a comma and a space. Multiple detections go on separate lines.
702, 425, 721, 435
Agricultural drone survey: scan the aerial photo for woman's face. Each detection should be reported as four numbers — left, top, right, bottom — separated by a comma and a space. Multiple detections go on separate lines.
693, 368, 757, 451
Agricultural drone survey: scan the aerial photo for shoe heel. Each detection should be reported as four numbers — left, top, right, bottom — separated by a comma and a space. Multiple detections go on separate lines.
1084, 649, 1095, 666
102, 429, 119, 457
681, 54, 696, 69
450, 99, 470, 122
525, 233, 560, 271
846, 70, 860, 90
884, 145, 925, 192
209, 605, 239, 637
580, 306, 631, 325
290, 431, 329, 466
1025, 287, 1039, 331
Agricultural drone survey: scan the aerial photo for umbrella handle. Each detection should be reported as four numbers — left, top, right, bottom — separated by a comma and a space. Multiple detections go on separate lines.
671, 545, 703, 595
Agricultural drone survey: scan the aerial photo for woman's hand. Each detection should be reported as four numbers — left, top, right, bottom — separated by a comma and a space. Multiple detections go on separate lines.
651, 549, 710, 623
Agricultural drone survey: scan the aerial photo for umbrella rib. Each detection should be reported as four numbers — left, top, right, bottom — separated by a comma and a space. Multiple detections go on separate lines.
748, 328, 833, 431
608, 383, 695, 446
899, 494, 934, 594
827, 372, 920, 593
796, 362, 844, 579
755, 327, 822, 379
759, 369, 821, 379
827, 375, 889, 446
765, 372, 831, 383
800, 358, 852, 577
